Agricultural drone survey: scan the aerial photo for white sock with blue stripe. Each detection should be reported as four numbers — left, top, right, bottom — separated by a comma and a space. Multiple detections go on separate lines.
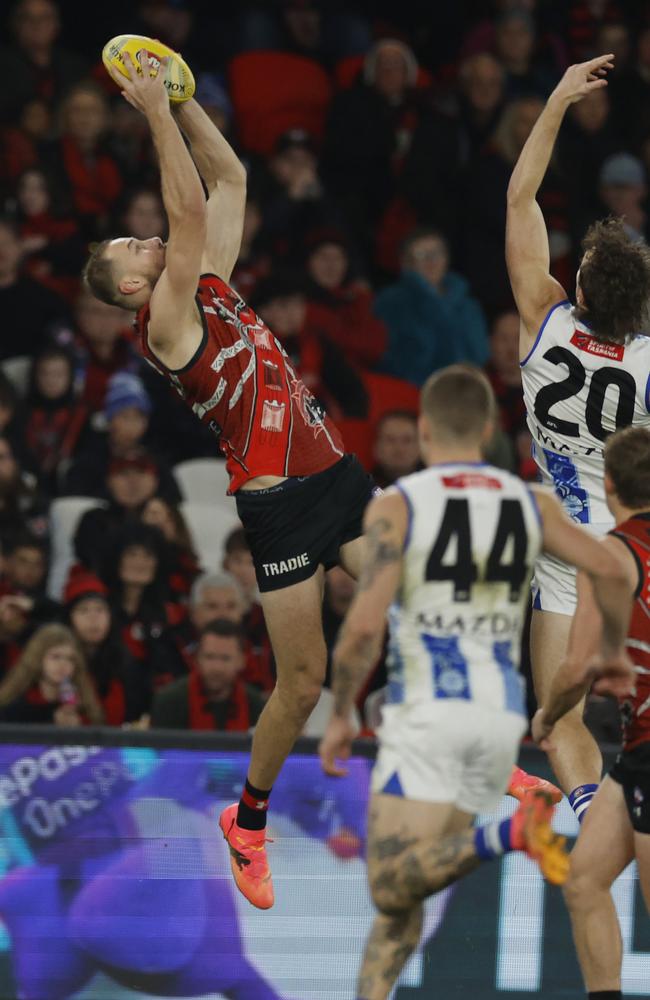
568, 784, 598, 823
474, 818, 513, 861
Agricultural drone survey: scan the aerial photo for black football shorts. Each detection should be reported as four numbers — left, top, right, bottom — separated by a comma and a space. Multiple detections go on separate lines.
609, 743, 650, 834
235, 454, 378, 593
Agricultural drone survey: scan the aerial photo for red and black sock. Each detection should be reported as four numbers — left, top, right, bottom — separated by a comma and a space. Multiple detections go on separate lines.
237, 778, 272, 831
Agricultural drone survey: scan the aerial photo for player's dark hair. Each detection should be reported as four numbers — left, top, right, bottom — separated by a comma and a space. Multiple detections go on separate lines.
200, 618, 245, 649
604, 426, 650, 509
83, 239, 119, 306
576, 218, 650, 345
421, 364, 496, 441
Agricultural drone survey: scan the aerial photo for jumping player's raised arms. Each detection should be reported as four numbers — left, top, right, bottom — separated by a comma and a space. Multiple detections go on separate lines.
85, 47, 378, 911
506, 53, 650, 823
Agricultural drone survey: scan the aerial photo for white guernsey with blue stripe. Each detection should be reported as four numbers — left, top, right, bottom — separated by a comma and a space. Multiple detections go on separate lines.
522, 300, 650, 526
387, 464, 542, 716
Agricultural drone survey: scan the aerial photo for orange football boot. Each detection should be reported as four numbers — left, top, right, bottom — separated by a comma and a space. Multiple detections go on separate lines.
219, 803, 274, 909
508, 764, 562, 805
511, 789, 569, 885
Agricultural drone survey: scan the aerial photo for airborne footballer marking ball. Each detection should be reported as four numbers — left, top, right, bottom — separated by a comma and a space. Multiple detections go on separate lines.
102, 34, 195, 103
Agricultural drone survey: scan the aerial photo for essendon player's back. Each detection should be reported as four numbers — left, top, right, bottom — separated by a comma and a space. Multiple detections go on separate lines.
388, 463, 542, 713
135, 273, 344, 492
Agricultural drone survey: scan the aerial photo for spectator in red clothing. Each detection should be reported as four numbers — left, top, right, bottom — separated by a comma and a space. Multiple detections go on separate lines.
171, 571, 275, 694
0, 0, 87, 121
13, 167, 85, 301
24, 344, 87, 490
0, 217, 71, 362
72, 446, 181, 574
72, 287, 139, 411
485, 310, 535, 480
370, 410, 420, 489
141, 495, 201, 599
40, 81, 122, 239
149, 619, 266, 731
103, 523, 186, 698
251, 273, 368, 420
303, 228, 387, 369
0, 622, 103, 725
65, 568, 148, 726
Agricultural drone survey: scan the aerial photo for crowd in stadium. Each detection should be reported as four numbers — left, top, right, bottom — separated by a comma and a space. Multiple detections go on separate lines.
0, 0, 646, 735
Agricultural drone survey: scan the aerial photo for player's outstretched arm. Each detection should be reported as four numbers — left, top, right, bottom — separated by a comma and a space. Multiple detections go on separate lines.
173, 99, 246, 284
319, 491, 407, 777
534, 488, 633, 659
506, 55, 613, 342
109, 53, 207, 353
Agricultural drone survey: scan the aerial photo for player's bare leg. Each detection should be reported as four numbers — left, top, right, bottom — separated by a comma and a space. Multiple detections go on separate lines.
634, 829, 650, 912
358, 796, 473, 1000
531, 609, 602, 805
249, 567, 327, 788
220, 569, 327, 909
357, 791, 567, 1000
563, 777, 634, 993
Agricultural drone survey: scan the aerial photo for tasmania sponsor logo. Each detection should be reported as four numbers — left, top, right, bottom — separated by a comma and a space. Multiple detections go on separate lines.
262, 553, 310, 576
570, 331, 624, 361
442, 473, 502, 490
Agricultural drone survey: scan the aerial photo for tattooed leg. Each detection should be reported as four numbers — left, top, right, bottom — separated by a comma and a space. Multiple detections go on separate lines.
356, 795, 475, 999
357, 905, 423, 1000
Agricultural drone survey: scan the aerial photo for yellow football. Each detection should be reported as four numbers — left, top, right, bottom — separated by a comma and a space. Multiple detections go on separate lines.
102, 34, 195, 103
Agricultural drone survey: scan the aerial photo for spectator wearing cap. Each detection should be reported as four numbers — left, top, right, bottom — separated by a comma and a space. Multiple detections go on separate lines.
170, 570, 275, 694
251, 273, 368, 420
322, 39, 425, 244
101, 523, 186, 700
254, 127, 345, 264
150, 620, 266, 732
63, 372, 178, 499
302, 228, 387, 369
374, 227, 489, 386
72, 286, 140, 413
65, 567, 148, 725
24, 344, 88, 491
72, 445, 180, 576
598, 153, 648, 243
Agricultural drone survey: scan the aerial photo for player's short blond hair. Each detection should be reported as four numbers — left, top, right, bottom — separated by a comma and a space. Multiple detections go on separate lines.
83, 239, 119, 306
420, 364, 496, 443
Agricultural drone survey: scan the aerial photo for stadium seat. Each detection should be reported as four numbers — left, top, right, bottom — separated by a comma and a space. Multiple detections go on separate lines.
47, 496, 105, 600
1, 356, 31, 397
228, 51, 332, 155
302, 686, 360, 738
361, 371, 420, 426
180, 500, 241, 573
334, 418, 374, 470
173, 458, 231, 505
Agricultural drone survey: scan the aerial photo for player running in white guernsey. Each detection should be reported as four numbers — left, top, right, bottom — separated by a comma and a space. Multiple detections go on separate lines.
506, 54, 650, 821
319, 367, 632, 1000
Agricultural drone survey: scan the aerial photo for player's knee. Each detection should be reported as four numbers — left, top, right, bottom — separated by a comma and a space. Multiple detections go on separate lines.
370, 872, 409, 917
275, 673, 322, 721
563, 866, 601, 911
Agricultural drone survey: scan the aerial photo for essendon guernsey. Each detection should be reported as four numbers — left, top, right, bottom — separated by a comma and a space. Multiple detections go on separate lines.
135, 274, 344, 492
610, 512, 650, 752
